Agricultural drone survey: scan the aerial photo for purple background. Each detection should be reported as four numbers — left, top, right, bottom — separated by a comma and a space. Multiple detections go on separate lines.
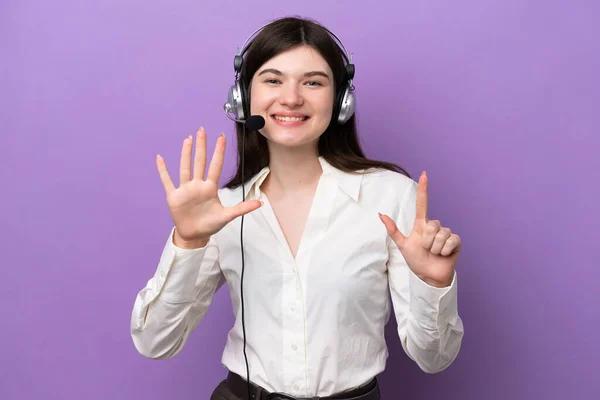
2, 0, 598, 399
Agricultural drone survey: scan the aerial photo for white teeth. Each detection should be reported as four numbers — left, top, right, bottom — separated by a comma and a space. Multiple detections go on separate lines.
273, 115, 306, 122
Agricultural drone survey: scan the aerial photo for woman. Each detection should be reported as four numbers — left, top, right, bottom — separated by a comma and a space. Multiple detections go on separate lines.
131, 16, 464, 400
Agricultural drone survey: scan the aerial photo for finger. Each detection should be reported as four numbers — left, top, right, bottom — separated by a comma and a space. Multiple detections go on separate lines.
430, 227, 452, 255
441, 234, 461, 256
378, 213, 406, 250
193, 127, 207, 180
225, 200, 263, 221
415, 171, 428, 223
420, 219, 441, 250
156, 154, 175, 194
206, 133, 226, 183
179, 135, 193, 185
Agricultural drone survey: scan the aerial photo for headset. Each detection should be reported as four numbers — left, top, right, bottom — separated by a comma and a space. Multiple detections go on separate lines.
222, 21, 357, 399
224, 21, 356, 126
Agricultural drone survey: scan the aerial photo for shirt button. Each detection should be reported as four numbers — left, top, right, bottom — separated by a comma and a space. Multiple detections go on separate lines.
293, 384, 300, 391
291, 344, 298, 351
290, 304, 296, 312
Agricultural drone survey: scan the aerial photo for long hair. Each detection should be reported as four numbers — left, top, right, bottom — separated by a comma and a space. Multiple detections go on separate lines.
223, 16, 411, 189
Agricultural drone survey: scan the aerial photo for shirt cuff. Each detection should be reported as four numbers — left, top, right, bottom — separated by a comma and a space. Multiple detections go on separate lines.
153, 227, 212, 303
409, 269, 459, 330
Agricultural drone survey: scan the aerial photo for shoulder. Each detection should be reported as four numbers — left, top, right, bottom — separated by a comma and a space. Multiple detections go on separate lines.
360, 168, 417, 200
358, 168, 418, 225
354, 168, 418, 219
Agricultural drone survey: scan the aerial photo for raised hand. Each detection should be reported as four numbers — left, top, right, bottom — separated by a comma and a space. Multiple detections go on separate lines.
379, 172, 462, 288
156, 127, 263, 248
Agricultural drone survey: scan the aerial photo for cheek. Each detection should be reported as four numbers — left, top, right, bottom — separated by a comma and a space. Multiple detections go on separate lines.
321, 89, 336, 111
314, 92, 335, 120
249, 86, 275, 114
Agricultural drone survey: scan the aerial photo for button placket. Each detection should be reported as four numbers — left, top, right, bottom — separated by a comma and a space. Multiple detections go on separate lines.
281, 269, 306, 394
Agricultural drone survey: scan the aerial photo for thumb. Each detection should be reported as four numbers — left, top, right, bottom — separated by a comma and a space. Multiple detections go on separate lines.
227, 200, 263, 221
378, 213, 406, 250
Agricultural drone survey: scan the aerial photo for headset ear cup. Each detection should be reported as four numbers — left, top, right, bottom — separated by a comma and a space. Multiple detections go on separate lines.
228, 81, 245, 121
336, 85, 355, 125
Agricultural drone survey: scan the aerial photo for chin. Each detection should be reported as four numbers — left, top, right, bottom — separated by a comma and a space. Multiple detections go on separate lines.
263, 128, 311, 144
269, 135, 316, 149
263, 122, 326, 146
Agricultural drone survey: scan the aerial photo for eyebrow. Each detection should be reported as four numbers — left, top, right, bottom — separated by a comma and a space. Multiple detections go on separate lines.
257, 68, 330, 81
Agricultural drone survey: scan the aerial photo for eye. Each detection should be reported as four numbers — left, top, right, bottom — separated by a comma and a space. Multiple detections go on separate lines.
264, 79, 281, 84
305, 81, 323, 86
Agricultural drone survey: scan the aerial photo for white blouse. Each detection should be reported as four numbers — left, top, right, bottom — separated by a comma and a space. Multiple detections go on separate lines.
130, 156, 464, 397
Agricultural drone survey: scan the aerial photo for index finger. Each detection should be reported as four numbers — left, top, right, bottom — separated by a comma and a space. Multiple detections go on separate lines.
415, 171, 428, 222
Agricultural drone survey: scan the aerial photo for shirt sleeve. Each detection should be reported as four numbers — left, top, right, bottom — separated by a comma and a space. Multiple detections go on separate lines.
130, 226, 226, 359
387, 179, 465, 373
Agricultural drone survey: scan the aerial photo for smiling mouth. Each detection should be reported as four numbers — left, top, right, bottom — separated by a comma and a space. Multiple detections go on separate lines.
271, 115, 310, 122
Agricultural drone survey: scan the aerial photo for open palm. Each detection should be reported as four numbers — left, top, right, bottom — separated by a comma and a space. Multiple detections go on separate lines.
156, 127, 262, 246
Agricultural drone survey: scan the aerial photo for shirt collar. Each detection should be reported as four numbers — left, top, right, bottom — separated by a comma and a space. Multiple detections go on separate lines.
242, 165, 270, 201
242, 156, 363, 202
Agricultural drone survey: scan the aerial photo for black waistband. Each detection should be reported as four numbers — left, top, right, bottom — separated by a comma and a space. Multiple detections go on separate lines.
225, 371, 379, 400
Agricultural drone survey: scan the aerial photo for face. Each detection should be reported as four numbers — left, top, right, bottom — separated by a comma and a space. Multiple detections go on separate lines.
249, 45, 335, 150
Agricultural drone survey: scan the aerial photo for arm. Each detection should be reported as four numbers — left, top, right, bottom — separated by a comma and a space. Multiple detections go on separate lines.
387, 181, 464, 373
130, 226, 225, 359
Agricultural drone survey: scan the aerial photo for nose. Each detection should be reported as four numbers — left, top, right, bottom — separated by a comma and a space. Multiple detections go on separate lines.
278, 83, 303, 108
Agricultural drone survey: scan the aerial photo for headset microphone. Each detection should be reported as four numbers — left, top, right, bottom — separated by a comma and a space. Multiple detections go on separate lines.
244, 115, 265, 131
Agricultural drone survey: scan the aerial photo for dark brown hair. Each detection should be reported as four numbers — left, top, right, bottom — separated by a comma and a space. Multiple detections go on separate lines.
223, 16, 411, 188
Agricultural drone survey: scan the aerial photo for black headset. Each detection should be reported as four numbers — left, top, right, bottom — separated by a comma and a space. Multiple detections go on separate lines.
223, 21, 356, 126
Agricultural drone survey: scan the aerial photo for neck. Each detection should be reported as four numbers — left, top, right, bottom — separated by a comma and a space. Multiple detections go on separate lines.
264, 142, 322, 194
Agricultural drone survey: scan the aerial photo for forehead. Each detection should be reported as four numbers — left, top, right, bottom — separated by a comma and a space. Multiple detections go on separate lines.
259, 45, 332, 74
